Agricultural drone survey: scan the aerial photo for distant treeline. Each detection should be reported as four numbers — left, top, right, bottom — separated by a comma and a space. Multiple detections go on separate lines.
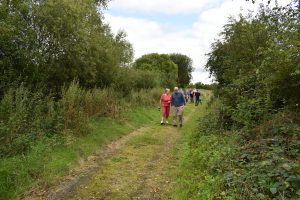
188, 82, 216, 90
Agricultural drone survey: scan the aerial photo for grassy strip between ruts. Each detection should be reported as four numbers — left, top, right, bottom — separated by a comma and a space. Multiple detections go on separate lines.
0, 107, 160, 200
172, 94, 238, 200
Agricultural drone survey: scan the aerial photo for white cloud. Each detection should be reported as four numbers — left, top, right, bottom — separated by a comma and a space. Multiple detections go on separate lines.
104, 0, 292, 84
105, 13, 212, 83
108, 0, 221, 15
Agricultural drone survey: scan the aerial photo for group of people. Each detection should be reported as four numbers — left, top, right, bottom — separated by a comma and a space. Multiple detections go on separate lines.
185, 88, 201, 106
160, 87, 201, 127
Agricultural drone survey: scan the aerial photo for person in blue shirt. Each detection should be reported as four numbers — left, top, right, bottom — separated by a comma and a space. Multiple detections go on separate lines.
171, 87, 186, 127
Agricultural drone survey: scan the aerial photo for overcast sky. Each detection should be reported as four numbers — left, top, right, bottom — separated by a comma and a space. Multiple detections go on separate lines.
103, 0, 291, 84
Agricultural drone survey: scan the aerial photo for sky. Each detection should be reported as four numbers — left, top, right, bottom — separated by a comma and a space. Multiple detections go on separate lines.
103, 0, 291, 84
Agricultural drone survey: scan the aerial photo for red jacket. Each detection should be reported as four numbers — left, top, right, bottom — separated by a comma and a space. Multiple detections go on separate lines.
161, 94, 171, 107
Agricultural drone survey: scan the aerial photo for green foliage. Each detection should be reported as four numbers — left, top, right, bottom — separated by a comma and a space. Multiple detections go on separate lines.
0, 85, 63, 157
133, 53, 178, 88
128, 88, 162, 107
0, 81, 163, 159
220, 112, 300, 200
206, 4, 300, 128
169, 53, 194, 87
174, 97, 237, 200
0, 0, 133, 94
191, 82, 217, 90
204, 2, 300, 199
112, 68, 160, 95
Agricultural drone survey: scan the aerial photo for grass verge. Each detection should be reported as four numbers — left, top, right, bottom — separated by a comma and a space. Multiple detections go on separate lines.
0, 107, 159, 200
172, 94, 238, 200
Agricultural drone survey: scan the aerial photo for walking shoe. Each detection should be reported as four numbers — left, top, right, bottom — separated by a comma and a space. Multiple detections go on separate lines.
165, 121, 169, 124
161, 121, 164, 125
172, 124, 177, 127
180, 124, 183, 127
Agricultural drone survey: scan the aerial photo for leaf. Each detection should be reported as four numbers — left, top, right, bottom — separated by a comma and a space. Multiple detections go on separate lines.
282, 163, 292, 171
270, 187, 277, 195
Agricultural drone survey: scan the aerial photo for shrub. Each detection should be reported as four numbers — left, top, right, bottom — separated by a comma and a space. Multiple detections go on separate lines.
112, 68, 160, 95
220, 112, 300, 200
61, 81, 89, 135
0, 86, 63, 157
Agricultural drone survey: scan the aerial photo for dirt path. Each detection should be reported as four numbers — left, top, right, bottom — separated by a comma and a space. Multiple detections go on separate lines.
24, 106, 196, 200
66, 125, 179, 200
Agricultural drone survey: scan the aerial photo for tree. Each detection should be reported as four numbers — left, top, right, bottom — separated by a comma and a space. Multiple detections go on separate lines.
133, 53, 178, 88
206, 2, 300, 127
169, 53, 194, 87
192, 82, 216, 90
0, 0, 133, 95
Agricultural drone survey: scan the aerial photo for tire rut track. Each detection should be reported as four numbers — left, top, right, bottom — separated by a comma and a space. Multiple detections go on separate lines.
20, 126, 151, 200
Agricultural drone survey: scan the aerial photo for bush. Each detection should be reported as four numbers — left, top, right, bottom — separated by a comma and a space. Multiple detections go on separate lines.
220, 111, 300, 200
0, 86, 63, 157
61, 81, 89, 135
203, 5, 300, 198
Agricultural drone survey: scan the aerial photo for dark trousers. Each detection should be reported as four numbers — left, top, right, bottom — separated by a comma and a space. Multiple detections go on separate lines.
195, 98, 200, 106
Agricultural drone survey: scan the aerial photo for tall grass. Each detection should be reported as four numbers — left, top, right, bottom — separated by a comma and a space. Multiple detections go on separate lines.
0, 81, 163, 199
0, 85, 63, 157
0, 81, 162, 158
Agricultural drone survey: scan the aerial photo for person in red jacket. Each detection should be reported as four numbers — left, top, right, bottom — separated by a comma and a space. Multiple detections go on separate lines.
160, 88, 171, 125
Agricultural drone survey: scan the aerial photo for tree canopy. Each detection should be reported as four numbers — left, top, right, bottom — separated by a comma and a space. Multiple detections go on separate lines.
133, 53, 178, 88
169, 53, 194, 87
0, 0, 133, 95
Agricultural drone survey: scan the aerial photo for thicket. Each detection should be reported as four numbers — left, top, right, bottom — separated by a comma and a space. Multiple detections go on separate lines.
0, 81, 162, 159
203, 2, 300, 199
0, 80, 162, 198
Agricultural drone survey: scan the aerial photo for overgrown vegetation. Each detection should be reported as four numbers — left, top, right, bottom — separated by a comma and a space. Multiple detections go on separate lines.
0, 77, 163, 199
174, 94, 238, 200
0, 81, 162, 158
0, 1, 197, 199
199, 1, 300, 199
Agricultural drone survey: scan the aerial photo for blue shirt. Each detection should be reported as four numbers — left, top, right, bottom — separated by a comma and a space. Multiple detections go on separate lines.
171, 92, 186, 107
